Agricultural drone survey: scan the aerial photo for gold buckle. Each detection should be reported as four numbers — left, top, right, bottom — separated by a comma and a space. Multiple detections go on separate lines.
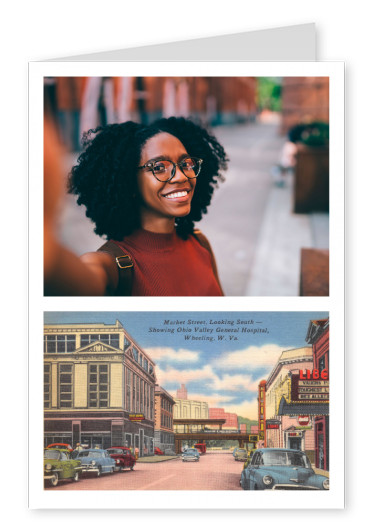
115, 255, 133, 269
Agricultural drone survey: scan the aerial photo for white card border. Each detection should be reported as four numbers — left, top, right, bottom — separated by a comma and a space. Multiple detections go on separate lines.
29, 61, 344, 509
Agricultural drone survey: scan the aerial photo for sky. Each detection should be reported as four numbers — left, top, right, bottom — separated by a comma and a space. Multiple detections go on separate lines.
44, 311, 328, 420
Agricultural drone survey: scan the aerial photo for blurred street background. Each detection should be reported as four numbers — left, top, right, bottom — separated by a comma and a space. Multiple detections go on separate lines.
45, 76, 329, 296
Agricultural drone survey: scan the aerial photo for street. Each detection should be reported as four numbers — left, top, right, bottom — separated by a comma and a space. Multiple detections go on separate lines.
45, 452, 244, 490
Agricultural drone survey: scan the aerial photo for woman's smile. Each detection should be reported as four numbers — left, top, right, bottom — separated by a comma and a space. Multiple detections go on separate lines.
137, 132, 196, 231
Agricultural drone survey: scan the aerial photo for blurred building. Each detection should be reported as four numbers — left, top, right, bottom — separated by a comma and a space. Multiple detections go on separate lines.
280, 77, 329, 135
45, 76, 258, 151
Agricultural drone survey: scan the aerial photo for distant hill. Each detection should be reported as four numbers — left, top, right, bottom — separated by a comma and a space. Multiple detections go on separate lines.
238, 416, 258, 431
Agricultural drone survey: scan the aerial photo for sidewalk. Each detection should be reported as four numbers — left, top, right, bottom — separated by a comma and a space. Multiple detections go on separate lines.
245, 173, 329, 296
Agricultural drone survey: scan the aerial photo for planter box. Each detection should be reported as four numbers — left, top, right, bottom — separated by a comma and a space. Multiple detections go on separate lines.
300, 249, 329, 297
294, 143, 329, 213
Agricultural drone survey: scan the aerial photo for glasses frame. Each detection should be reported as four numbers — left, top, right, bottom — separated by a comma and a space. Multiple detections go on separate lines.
138, 157, 203, 182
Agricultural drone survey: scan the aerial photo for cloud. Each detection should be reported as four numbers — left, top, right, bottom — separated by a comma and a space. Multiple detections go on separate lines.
217, 344, 293, 370
144, 347, 200, 363
187, 392, 237, 407
155, 364, 216, 386
232, 399, 259, 420
208, 373, 260, 393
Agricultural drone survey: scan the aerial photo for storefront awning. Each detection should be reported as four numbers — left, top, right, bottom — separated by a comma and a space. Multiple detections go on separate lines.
277, 396, 329, 416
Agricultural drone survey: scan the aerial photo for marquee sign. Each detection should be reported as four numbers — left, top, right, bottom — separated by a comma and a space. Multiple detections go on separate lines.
266, 420, 281, 429
291, 374, 329, 402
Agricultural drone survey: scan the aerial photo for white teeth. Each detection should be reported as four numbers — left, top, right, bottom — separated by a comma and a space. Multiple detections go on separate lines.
165, 191, 188, 199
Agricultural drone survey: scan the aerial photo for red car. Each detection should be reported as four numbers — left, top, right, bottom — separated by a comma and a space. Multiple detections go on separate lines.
46, 443, 73, 453
154, 447, 164, 455
106, 447, 136, 471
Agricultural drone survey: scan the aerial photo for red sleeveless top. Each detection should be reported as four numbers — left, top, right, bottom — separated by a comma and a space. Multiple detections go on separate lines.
113, 228, 223, 296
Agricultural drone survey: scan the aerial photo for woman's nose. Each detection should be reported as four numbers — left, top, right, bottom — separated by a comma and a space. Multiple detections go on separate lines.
169, 164, 188, 182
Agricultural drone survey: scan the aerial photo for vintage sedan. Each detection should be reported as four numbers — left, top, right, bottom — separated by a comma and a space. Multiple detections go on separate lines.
76, 448, 116, 477
154, 447, 164, 455
106, 447, 136, 471
46, 442, 73, 453
234, 448, 248, 461
44, 448, 82, 487
240, 448, 329, 490
181, 448, 200, 462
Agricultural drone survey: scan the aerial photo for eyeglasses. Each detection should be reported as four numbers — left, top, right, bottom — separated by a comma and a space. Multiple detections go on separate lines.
138, 156, 203, 182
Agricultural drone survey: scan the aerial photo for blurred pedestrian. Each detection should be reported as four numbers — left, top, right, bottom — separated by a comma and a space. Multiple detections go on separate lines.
47, 117, 228, 296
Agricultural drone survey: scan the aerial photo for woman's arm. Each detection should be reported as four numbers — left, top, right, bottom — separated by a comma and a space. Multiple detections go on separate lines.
44, 117, 118, 296
44, 227, 118, 295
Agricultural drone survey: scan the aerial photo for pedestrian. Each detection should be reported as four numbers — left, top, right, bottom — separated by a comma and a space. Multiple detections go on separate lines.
45, 116, 228, 296
75, 442, 83, 452
134, 447, 139, 460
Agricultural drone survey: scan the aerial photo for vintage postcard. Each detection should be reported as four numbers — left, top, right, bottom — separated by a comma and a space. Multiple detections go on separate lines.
29, 310, 343, 509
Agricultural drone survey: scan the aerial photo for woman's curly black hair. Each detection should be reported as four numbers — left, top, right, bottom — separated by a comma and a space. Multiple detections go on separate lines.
68, 116, 228, 240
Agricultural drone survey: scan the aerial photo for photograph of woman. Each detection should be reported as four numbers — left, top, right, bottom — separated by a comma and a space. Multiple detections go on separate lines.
44, 116, 227, 296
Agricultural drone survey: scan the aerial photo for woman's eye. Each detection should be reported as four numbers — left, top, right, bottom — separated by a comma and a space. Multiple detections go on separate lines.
153, 162, 168, 173
182, 158, 195, 169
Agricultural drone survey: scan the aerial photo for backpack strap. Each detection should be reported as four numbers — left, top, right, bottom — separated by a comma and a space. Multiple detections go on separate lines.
193, 229, 224, 295
97, 241, 134, 296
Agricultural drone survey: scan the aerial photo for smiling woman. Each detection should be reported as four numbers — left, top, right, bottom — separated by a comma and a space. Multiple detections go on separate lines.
44, 117, 228, 296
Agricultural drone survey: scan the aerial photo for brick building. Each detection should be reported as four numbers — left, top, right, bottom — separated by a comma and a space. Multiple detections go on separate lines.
154, 386, 175, 453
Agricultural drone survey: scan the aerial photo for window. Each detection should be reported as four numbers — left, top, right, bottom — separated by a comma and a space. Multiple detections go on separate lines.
80, 334, 119, 348
318, 355, 326, 371
88, 364, 109, 408
44, 364, 51, 408
45, 335, 75, 353
132, 347, 139, 363
59, 364, 73, 407
126, 369, 132, 411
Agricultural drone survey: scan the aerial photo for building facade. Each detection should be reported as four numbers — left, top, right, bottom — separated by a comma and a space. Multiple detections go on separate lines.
264, 347, 316, 463
306, 318, 330, 471
173, 384, 209, 433
154, 386, 175, 452
44, 320, 156, 456
209, 408, 238, 429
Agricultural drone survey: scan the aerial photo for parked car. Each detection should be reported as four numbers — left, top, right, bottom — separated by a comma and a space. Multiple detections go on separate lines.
240, 448, 330, 490
234, 448, 248, 461
106, 447, 136, 471
154, 447, 164, 455
75, 448, 115, 477
181, 448, 200, 462
44, 448, 82, 487
46, 443, 73, 453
